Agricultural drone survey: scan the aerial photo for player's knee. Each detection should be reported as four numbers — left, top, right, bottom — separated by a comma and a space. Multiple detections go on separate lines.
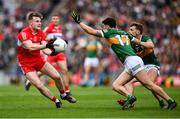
61, 69, 68, 75
51, 73, 61, 80
144, 83, 154, 90
112, 82, 118, 91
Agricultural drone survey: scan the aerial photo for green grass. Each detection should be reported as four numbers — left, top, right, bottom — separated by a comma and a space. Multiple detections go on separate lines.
0, 85, 180, 118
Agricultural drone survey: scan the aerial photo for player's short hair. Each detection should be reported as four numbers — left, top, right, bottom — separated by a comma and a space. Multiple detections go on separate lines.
130, 22, 143, 34
52, 14, 60, 17
26, 12, 43, 21
102, 17, 116, 28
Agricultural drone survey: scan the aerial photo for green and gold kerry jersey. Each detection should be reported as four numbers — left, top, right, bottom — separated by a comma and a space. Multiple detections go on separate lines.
101, 29, 136, 63
131, 35, 160, 66
86, 40, 100, 58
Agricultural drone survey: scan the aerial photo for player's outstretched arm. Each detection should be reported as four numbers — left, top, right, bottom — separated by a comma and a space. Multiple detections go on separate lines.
132, 39, 154, 48
71, 11, 102, 37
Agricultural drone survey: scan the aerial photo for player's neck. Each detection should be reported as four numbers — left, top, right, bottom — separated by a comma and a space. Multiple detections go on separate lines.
31, 28, 38, 34
54, 25, 59, 28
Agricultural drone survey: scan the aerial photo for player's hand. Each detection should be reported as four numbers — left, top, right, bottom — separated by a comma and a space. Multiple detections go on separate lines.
71, 11, 81, 24
64, 40, 68, 44
46, 38, 56, 49
47, 47, 58, 56
131, 38, 141, 45
50, 50, 58, 56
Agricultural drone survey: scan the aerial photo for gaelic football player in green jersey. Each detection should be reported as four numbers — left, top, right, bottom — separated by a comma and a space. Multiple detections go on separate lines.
118, 23, 166, 108
75, 35, 102, 86
71, 11, 177, 110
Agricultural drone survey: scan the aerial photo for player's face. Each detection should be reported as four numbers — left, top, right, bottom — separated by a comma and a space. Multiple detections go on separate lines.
101, 24, 110, 29
128, 26, 139, 36
51, 16, 60, 26
31, 17, 42, 31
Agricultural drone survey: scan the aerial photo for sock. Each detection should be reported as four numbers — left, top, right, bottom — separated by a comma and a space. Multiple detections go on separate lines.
65, 85, 70, 93
60, 90, 66, 98
159, 100, 165, 106
55, 99, 60, 103
167, 99, 174, 104
127, 94, 133, 99
51, 96, 57, 102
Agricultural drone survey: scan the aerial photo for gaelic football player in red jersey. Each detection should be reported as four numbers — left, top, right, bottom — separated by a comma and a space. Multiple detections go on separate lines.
43, 15, 75, 98
17, 12, 76, 108
25, 14, 77, 102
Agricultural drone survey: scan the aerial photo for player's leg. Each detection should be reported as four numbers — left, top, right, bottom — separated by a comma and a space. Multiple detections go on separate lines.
93, 66, 99, 86
124, 78, 137, 94
112, 70, 136, 109
26, 71, 61, 108
40, 62, 76, 103
56, 60, 70, 93
119, 67, 167, 109
135, 70, 177, 110
81, 58, 91, 86
112, 70, 133, 96
128, 56, 177, 110
122, 56, 177, 110
92, 58, 100, 86
25, 71, 43, 91
117, 78, 137, 107
147, 68, 166, 108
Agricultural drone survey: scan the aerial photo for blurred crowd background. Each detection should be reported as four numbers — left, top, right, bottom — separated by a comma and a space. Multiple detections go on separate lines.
0, 0, 179, 86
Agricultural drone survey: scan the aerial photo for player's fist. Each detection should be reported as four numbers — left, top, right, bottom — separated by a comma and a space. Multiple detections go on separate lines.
46, 38, 56, 49
50, 50, 58, 56
71, 11, 81, 24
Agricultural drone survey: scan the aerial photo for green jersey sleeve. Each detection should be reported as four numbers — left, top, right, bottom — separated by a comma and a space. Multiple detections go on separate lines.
101, 29, 110, 38
141, 35, 152, 42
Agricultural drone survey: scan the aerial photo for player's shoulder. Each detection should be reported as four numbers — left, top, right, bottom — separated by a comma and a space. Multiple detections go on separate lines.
102, 28, 122, 34
48, 23, 55, 28
44, 23, 55, 32
44, 23, 53, 29
142, 35, 151, 38
142, 35, 152, 42
18, 27, 31, 36
20, 27, 30, 32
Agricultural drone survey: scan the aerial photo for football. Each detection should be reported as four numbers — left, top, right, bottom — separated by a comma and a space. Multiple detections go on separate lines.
53, 38, 68, 53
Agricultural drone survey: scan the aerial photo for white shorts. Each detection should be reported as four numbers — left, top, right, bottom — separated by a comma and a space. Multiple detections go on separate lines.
84, 57, 99, 67
145, 64, 160, 76
124, 56, 144, 76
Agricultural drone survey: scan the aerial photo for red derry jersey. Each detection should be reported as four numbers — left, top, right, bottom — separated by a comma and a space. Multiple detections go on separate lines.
17, 27, 46, 65
43, 23, 63, 39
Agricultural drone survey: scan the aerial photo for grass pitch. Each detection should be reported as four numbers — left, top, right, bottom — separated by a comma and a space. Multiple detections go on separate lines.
0, 85, 179, 118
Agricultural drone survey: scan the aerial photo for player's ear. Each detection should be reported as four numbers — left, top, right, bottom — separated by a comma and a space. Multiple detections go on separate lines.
137, 30, 140, 35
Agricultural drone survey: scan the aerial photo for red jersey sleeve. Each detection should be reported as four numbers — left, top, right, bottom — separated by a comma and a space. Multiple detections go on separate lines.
18, 31, 30, 42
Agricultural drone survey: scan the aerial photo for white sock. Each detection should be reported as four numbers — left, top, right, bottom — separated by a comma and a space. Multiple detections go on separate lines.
55, 99, 60, 103
61, 93, 66, 98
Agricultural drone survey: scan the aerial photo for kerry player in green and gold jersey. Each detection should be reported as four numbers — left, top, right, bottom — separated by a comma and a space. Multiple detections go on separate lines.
71, 11, 177, 110
75, 35, 102, 86
118, 23, 166, 108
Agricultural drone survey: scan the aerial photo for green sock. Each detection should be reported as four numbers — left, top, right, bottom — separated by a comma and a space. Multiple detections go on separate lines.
167, 99, 174, 104
159, 100, 165, 107
127, 94, 133, 99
